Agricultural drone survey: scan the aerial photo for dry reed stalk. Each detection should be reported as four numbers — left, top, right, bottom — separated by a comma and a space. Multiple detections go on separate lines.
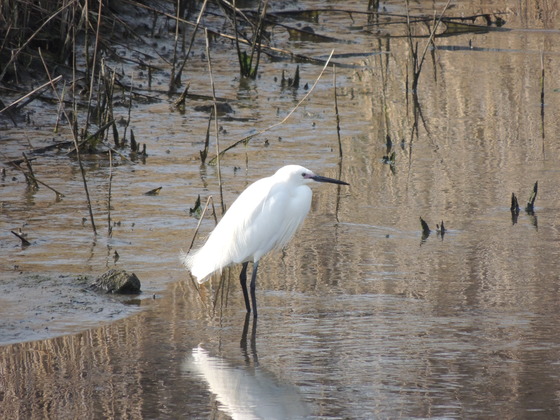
123, 73, 134, 144
1, 150, 65, 198
22, 152, 39, 189
54, 83, 67, 133
84, 0, 105, 139
169, 0, 182, 92
332, 65, 344, 224
232, 0, 268, 78
72, 134, 97, 234
39, 34, 97, 234
183, 194, 216, 298
0, 76, 62, 116
333, 65, 343, 160
170, 0, 210, 91
199, 111, 213, 164
204, 28, 225, 215
405, 0, 451, 94
247, 0, 268, 76
102, 62, 117, 132
10, 230, 31, 247
108, 150, 113, 237
540, 51, 545, 158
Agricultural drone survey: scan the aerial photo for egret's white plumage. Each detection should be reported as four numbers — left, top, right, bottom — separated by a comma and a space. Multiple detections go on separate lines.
181, 164, 349, 316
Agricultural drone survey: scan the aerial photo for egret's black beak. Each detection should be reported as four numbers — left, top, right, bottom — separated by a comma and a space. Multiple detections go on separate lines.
311, 174, 349, 186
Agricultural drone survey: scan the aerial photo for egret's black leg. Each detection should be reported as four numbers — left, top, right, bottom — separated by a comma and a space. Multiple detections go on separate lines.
240, 262, 251, 313
250, 261, 259, 318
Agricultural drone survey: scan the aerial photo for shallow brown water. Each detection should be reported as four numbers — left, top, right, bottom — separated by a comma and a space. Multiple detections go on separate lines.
2, 0, 560, 418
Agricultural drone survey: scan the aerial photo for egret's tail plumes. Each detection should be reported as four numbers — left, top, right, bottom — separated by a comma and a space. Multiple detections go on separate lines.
182, 215, 247, 283
180, 247, 220, 284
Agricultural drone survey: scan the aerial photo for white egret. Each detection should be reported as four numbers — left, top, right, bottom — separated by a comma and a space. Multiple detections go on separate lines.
182, 164, 349, 317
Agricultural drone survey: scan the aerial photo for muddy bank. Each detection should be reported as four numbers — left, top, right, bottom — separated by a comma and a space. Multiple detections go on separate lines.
0, 272, 144, 345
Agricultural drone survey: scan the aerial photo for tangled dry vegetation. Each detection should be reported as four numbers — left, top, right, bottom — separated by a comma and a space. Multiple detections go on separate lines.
0, 0, 508, 237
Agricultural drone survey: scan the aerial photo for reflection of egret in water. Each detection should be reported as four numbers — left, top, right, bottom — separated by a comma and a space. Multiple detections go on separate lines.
184, 316, 310, 420
240, 314, 258, 367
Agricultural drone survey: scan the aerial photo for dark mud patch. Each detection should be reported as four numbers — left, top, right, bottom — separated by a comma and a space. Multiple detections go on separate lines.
0, 273, 144, 345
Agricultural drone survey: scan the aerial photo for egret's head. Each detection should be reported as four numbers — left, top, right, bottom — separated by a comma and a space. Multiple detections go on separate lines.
275, 165, 349, 186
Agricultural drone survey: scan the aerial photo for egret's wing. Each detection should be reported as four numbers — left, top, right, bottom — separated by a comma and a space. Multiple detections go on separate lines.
183, 177, 275, 281
234, 182, 312, 262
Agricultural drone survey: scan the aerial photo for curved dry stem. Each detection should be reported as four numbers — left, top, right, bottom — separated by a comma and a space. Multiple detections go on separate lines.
208, 49, 335, 164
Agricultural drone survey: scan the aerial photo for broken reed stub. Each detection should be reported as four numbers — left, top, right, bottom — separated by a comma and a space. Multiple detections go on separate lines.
419, 217, 431, 235
91, 268, 141, 294
511, 192, 520, 214
525, 181, 538, 213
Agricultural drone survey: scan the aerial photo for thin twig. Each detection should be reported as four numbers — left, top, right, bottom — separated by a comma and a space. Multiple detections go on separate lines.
406, 0, 451, 92
54, 82, 66, 133
247, 0, 269, 77
84, 0, 105, 138
200, 110, 213, 164
39, 45, 97, 234
108, 150, 113, 237
233, 0, 243, 75
187, 195, 214, 253
22, 153, 39, 189
67, 119, 116, 155
210, 195, 218, 225
0, 76, 63, 115
170, 0, 182, 92
205, 28, 225, 214
220, 0, 258, 33
180, 194, 218, 307
181, 197, 213, 301
11, 230, 31, 247
73, 132, 97, 235
123, 72, 134, 143
2, 152, 65, 198
415, 0, 451, 77
209, 49, 335, 164
540, 51, 545, 158
333, 65, 344, 224
333, 65, 343, 160
171, 0, 210, 91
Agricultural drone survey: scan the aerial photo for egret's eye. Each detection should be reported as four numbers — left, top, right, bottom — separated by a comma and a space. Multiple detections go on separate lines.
301, 172, 306, 177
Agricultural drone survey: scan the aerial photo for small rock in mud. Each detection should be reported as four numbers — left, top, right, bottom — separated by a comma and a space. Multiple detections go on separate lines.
194, 102, 234, 115
91, 269, 141, 294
